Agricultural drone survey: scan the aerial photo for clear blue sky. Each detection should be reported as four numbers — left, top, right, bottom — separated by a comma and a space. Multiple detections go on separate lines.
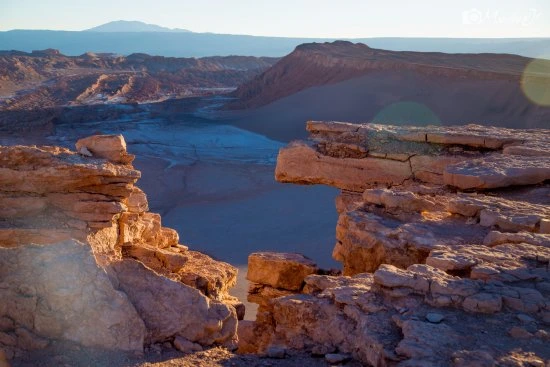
2, 0, 549, 38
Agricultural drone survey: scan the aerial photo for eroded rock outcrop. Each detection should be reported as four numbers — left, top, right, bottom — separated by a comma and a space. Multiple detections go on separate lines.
242, 121, 550, 366
277, 122, 550, 275
0, 135, 239, 359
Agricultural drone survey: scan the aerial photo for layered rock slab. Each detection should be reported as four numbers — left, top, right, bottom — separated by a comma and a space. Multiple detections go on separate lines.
0, 135, 239, 359
277, 121, 550, 191
444, 154, 550, 190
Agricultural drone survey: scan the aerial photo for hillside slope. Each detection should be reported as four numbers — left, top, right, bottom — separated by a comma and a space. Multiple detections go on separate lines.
228, 41, 539, 109
223, 41, 550, 140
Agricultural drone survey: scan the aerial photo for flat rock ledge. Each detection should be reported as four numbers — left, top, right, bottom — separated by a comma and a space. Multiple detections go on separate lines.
0, 136, 239, 360
276, 121, 550, 191
240, 121, 550, 366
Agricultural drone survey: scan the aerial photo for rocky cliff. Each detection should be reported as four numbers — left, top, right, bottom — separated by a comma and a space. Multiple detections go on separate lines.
241, 121, 550, 366
0, 135, 240, 360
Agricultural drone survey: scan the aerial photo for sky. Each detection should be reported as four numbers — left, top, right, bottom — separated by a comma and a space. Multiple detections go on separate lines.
1, 0, 549, 38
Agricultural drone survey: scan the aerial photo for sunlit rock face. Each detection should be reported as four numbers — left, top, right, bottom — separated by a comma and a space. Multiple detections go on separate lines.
0, 241, 145, 356
242, 121, 550, 366
0, 135, 239, 359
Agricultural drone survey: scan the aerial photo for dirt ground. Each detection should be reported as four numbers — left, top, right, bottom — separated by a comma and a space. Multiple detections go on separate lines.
9, 344, 361, 367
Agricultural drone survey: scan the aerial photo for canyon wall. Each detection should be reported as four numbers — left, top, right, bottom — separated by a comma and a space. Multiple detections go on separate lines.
242, 121, 550, 366
0, 135, 240, 360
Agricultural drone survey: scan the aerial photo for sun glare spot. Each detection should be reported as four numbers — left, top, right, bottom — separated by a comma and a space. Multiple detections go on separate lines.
521, 57, 550, 107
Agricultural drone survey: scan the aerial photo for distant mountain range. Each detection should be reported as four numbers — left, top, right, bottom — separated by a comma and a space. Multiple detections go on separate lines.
85, 20, 191, 33
1, 21, 550, 58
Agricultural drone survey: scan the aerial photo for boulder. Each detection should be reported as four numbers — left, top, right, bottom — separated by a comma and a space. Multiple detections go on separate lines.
0, 241, 145, 352
247, 252, 318, 291
108, 259, 237, 346
75, 134, 134, 164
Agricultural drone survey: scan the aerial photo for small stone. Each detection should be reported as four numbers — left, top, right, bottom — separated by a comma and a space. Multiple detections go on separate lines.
173, 336, 203, 353
325, 353, 351, 364
163, 342, 173, 349
516, 314, 536, 323
78, 146, 93, 157
508, 326, 533, 339
266, 346, 286, 359
150, 343, 162, 354
311, 344, 336, 356
0, 317, 14, 332
0, 348, 11, 365
75, 134, 134, 164
535, 330, 550, 340
0, 332, 16, 347
426, 313, 445, 324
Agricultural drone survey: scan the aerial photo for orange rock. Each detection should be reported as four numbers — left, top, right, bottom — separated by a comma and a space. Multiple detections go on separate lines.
75, 134, 135, 164
247, 252, 318, 291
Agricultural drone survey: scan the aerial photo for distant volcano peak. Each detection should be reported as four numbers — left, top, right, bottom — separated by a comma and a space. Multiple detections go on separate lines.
84, 20, 191, 33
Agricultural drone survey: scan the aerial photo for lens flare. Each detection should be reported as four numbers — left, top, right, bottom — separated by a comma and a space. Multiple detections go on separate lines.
521, 58, 550, 107
371, 101, 440, 126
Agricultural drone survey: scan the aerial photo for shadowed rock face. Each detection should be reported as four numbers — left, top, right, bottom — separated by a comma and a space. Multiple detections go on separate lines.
228, 41, 546, 110
241, 121, 550, 366
0, 135, 239, 359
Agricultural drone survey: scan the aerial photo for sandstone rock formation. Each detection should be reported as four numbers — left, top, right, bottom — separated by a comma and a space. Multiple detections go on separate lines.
242, 121, 550, 366
0, 135, 239, 360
